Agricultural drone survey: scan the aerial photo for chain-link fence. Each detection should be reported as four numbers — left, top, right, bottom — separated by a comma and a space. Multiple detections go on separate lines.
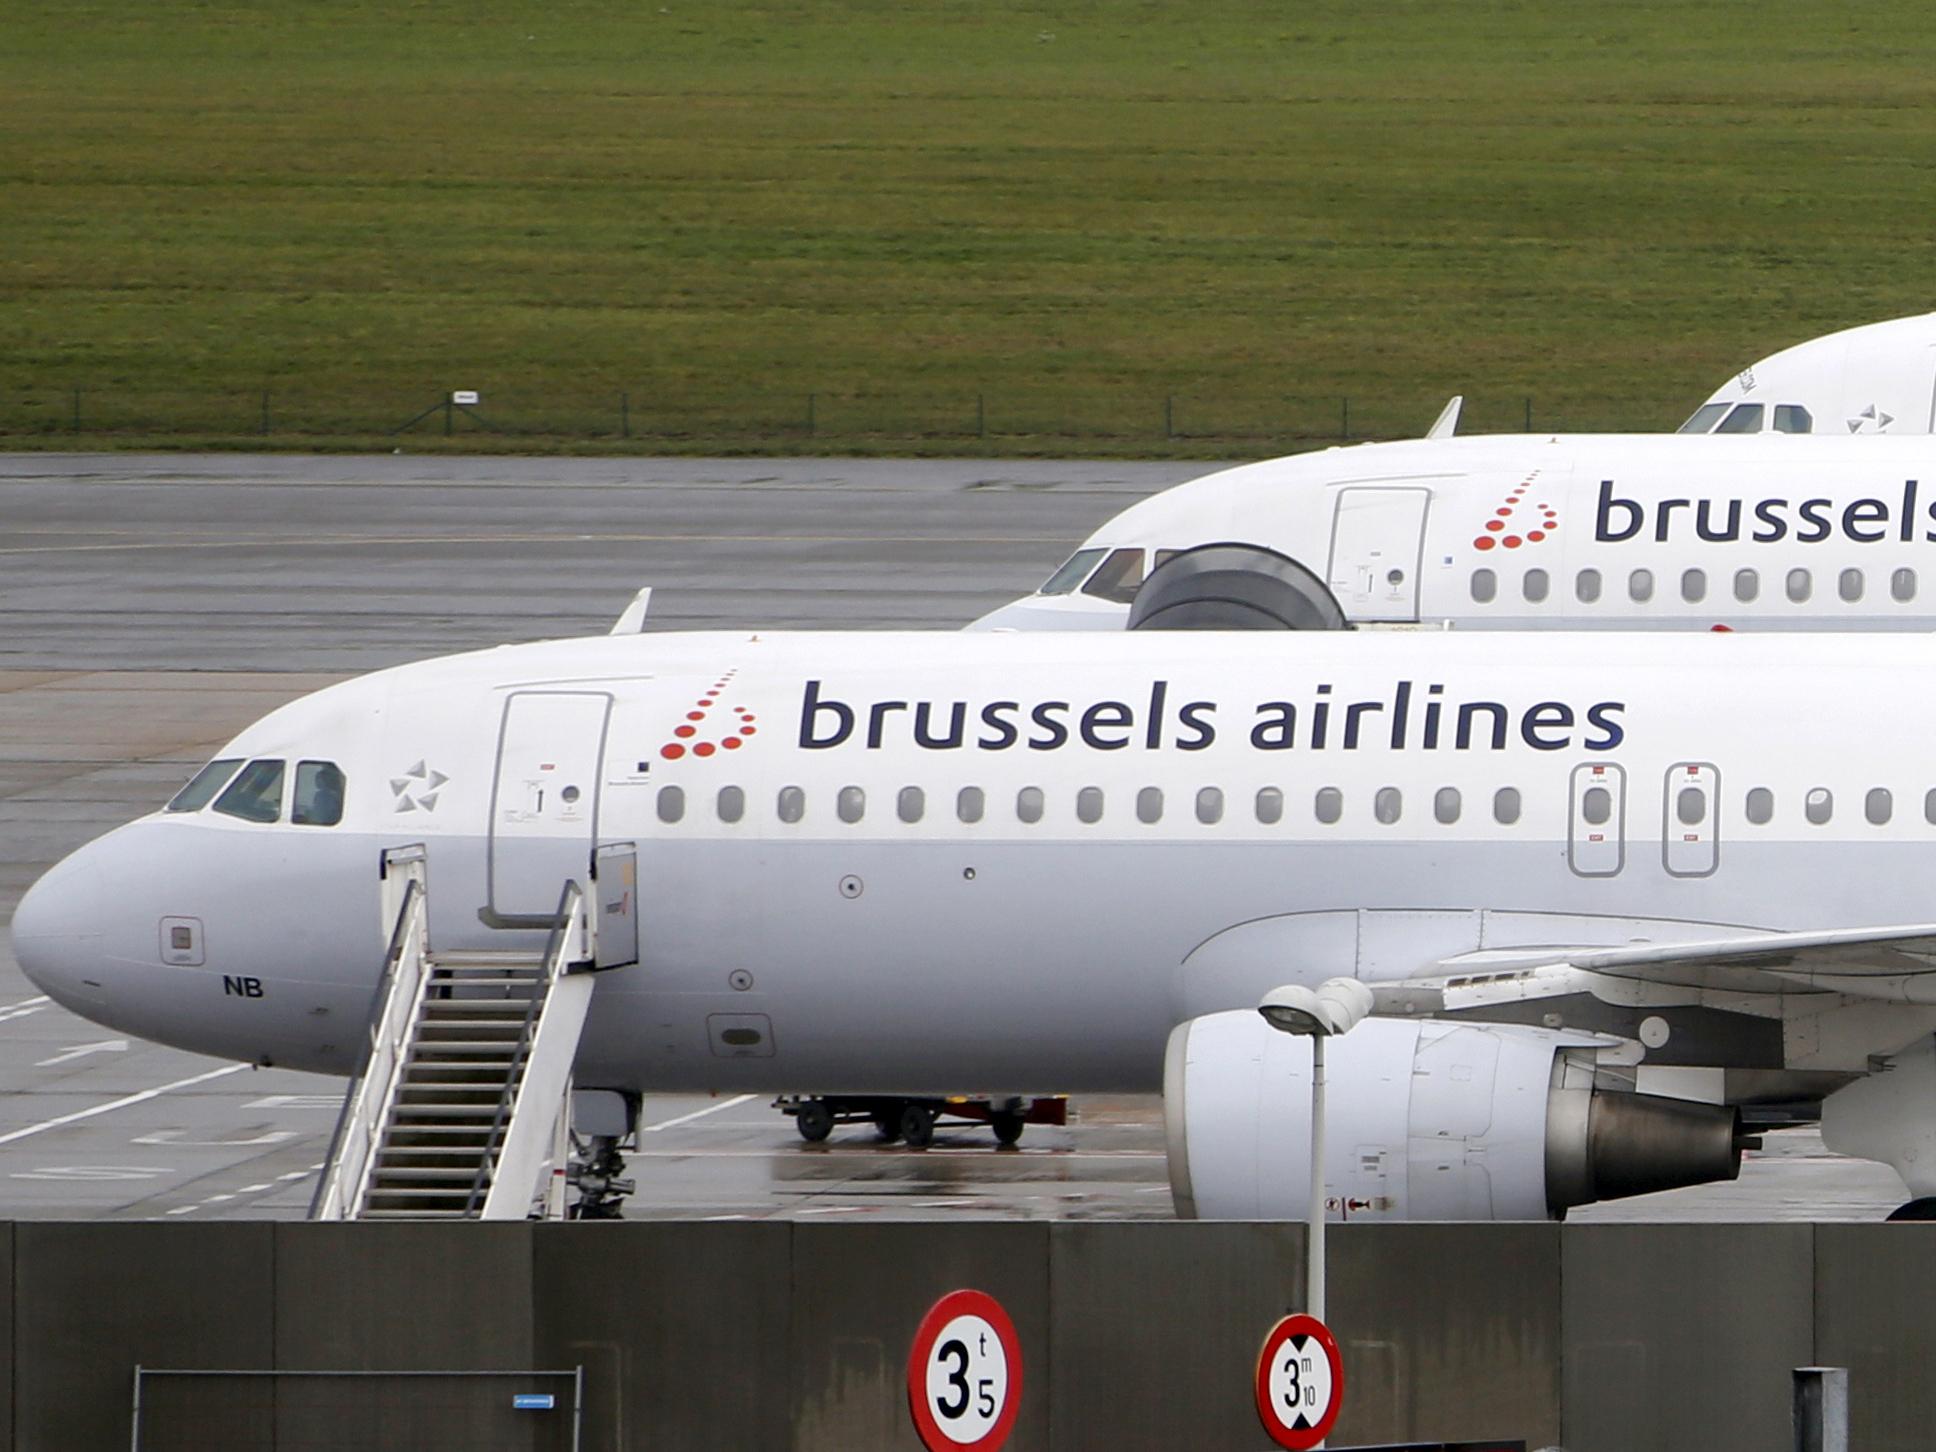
0, 385, 1661, 450
131, 1367, 583, 1452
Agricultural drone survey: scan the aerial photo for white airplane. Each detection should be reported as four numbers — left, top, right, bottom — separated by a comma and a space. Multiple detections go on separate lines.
16, 626, 1936, 1221
970, 433, 1936, 632
1684, 311, 1936, 437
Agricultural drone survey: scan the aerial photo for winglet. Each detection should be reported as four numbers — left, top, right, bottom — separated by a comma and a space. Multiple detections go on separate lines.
610, 587, 654, 635
1426, 394, 1464, 439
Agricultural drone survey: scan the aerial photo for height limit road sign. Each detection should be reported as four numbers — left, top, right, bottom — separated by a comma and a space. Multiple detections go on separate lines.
1256, 1312, 1344, 1449
906, 1288, 1023, 1452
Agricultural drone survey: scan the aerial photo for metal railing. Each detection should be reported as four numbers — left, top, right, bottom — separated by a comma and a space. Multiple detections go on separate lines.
310, 845, 431, 1221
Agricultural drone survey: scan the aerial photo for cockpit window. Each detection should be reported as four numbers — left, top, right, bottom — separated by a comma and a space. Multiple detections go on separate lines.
213, 759, 286, 824
1678, 402, 1730, 434
1081, 547, 1146, 604
166, 758, 244, 814
1038, 548, 1106, 597
291, 761, 346, 827
1714, 403, 1764, 434
1773, 404, 1813, 434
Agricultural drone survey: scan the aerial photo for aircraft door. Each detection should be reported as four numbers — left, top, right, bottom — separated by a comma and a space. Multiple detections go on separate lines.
1568, 762, 1626, 877
1327, 487, 1431, 622
1663, 762, 1719, 878
488, 691, 612, 924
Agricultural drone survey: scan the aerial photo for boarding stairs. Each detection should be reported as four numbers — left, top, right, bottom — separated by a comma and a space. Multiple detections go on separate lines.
312, 845, 607, 1221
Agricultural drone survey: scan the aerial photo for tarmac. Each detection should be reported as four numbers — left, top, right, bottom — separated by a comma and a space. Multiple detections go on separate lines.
0, 451, 1907, 1220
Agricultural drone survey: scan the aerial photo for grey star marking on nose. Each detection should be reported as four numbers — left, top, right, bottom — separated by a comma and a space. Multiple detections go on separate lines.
391, 761, 450, 814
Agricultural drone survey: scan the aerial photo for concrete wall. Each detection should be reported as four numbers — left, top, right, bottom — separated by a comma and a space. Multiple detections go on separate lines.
0, 1220, 1929, 1451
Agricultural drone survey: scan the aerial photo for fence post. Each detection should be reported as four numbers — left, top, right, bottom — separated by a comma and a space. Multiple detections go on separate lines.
807, 393, 816, 437
1525, 396, 1533, 432
1165, 395, 1174, 439
977, 393, 986, 439
621, 392, 630, 440
71, 387, 81, 435
443, 396, 454, 437
1340, 397, 1349, 440
260, 390, 271, 435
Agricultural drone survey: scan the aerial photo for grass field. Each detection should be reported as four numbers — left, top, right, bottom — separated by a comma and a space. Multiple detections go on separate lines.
6, 1, 1936, 454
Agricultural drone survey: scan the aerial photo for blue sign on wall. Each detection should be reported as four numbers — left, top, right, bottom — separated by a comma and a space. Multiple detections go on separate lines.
512, 1393, 556, 1411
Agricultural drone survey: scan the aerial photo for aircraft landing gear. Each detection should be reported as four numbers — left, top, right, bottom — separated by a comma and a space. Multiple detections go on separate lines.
567, 1090, 640, 1219
776, 1094, 1067, 1147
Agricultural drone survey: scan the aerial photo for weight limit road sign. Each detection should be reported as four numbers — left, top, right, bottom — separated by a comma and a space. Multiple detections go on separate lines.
907, 1288, 1023, 1452
1256, 1312, 1344, 1450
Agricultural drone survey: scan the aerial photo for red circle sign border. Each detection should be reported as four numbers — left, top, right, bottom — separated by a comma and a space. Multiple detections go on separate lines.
1254, 1313, 1345, 1450
906, 1288, 1025, 1452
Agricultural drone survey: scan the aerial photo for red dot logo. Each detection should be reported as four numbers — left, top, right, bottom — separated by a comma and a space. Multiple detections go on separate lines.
722, 737, 742, 749
1503, 535, 1523, 548
661, 743, 685, 760
1474, 536, 1495, 550
694, 741, 716, 757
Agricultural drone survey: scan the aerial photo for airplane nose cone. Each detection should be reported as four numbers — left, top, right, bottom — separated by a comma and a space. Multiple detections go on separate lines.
10, 848, 107, 1013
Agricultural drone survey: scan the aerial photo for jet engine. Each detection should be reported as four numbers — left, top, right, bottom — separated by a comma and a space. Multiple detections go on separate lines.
1127, 543, 1348, 631
1165, 1011, 1747, 1220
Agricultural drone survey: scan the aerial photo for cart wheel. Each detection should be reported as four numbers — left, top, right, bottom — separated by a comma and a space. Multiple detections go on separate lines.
990, 1110, 1025, 1147
795, 1099, 834, 1143
899, 1103, 936, 1149
873, 1104, 903, 1142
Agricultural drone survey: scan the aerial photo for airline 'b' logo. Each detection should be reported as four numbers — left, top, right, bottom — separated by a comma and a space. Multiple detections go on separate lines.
659, 671, 758, 761
1473, 469, 1559, 552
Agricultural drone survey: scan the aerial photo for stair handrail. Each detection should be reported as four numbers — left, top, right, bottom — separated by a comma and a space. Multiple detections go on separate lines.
463, 879, 586, 1215
311, 845, 433, 1220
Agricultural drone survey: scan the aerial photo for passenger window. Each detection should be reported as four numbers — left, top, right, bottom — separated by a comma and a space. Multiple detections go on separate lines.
956, 786, 985, 824
168, 758, 244, 813
1575, 568, 1602, 604
1523, 569, 1549, 603
1734, 568, 1759, 603
1681, 568, 1706, 604
1787, 568, 1812, 603
1374, 787, 1402, 825
1773, 404, 1813, 434
1076, 786, 1105, 824
1840, 568, 1864, 603
837, 786, 865, 824
213, 759, 285, 824
1805, 788, 1833, 825
1493, 787, 1521, 825
1866, 788, 1893, 825
1081, 548, 1146, 604
291, 761, 346, 827
1676, 786, 1706, 826
1434, 787, 1460, 824
1470, 568, 1497, 604
1716, 403, 1765, 434
1137, 786, 1164, 824
1017, 786, 1045, 824
1894, 567, 1918, 603
777, 786, 806, 824
717, 785, 745, 823
1040, 548, 1105, 596
1629, 569, 1654, 603
1255, 787, 1283, 825
1745, 787, 1774, 825
897, 786, 924, 824
1314, 787, 1343, 825
1678, 402, 1731, 434
1581, 786, 1613, 827
1196, 787, 1224, 825
1926, 787, 1936, 825
656, 785, 685, 824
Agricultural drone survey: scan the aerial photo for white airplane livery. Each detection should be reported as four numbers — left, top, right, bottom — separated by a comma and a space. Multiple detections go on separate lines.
972, 433, 1936, 633
17, 626, 1936, 1220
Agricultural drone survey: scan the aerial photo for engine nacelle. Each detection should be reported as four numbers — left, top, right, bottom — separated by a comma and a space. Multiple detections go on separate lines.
1127, 542, 1348, 631
1165, 1012, 1745, 1221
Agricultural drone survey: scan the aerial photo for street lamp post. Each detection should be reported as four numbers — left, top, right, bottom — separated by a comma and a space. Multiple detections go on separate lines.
1257, 978, 1374, 1326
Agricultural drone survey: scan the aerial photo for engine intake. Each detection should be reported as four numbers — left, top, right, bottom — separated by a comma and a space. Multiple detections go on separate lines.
1166, 1011, 1744, 1221
1127, 542, 1348, 631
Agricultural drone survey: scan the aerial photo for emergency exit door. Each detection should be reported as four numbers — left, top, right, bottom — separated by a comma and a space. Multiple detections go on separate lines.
1663, 762, 1720, 877
1327, 487, 1431, 621
1568, 762, 1626, 877
488, 692, 612, 923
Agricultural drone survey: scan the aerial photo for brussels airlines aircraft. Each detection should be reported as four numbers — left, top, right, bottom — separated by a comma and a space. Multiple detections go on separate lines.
972, 433, 1936, 633
1684, 311, 1936, 438
17, 627, 1936, 1220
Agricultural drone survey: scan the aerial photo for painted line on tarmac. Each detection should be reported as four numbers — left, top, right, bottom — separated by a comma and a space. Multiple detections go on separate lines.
0, 1063, 247, 1147
640, 1094, 756, 1133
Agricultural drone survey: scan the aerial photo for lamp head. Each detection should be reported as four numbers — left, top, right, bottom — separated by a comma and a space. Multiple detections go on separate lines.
1257, 977, 1374, 1037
